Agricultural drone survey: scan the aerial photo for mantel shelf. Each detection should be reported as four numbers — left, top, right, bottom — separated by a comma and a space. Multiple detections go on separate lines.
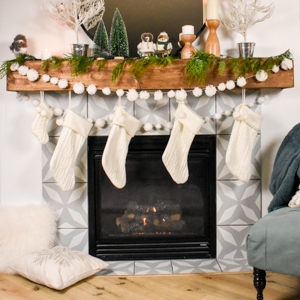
6, 60, 294, 92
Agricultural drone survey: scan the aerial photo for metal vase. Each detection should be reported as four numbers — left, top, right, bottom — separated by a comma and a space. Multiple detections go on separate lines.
70, 44, 89, 56
237, 42, 256, 58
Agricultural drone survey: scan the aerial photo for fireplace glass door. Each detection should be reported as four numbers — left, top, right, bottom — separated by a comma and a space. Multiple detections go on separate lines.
88, 135, 216, 260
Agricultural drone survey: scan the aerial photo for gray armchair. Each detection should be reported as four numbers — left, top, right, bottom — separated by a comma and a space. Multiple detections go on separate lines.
247, 123, 300, 299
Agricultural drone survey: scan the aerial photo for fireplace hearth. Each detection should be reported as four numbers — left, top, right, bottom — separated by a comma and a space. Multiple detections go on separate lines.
88, 135, 216, 261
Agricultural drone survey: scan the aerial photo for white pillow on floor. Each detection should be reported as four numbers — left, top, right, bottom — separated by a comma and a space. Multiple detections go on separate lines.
0, 204, 58, 274
10, 246, 109, 290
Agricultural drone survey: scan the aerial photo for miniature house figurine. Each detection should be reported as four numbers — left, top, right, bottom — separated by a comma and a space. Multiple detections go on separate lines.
154, 32, 172, 57
137, 33, 155, 57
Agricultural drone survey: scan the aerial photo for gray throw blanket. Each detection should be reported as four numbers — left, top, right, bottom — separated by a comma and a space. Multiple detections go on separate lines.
268, 123, 300, 212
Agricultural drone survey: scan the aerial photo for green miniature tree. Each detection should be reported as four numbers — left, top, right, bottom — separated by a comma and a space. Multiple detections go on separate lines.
93, 19, 110, 57
109, 8, 129, 57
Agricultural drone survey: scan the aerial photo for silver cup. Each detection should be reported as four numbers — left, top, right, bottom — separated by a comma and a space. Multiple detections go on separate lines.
70, 44, 89, 56
237, 42, 256, 58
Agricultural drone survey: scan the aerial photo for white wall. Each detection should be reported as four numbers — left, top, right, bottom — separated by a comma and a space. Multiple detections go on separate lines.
0, 0, 299, 212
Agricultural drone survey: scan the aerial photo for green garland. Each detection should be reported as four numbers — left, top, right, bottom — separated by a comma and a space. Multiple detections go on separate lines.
0, 50, 292, 84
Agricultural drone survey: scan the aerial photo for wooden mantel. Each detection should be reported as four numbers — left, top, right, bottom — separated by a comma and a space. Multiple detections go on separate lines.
6, 59, 294, 92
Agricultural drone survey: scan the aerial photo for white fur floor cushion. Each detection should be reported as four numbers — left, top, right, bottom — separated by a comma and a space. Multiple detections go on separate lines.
0, 204, 58, 274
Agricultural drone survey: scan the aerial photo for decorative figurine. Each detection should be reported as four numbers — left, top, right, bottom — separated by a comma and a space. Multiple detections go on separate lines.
9, 34, 28, 56
137, 33, 155, 57
154, 32, 172, 57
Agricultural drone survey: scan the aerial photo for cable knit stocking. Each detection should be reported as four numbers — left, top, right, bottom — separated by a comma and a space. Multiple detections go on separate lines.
226, 103, 263, 182
31, 92, 53, 144
102, 106, 140, 189
50, 110, 92, 191
162, 103, 204, 184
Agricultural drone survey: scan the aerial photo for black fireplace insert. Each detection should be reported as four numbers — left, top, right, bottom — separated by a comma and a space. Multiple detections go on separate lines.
88, 135, 216, 260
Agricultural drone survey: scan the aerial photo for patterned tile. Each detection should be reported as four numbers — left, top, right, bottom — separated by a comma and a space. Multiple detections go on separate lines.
135, 260, 173, 275
44, 91, 88, 137
217, 259, 252, 272
42, 182, 88, 229
56, 228, 88, 253
217, 180, 261, 226
42, 137, 87, 183
171, 259, 221, 274
135, 96, 170, 135
88, 92, 134, 136
97, 261, 135, 275
217, 135, 261, 180
217, 225, 251, 260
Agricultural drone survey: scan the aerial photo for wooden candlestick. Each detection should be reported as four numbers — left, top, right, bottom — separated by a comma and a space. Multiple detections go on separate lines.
205, 19, 220, 57
180, 34, 196, 59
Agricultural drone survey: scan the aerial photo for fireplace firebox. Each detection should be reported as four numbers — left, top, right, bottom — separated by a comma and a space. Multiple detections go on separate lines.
88, 135, 216, 261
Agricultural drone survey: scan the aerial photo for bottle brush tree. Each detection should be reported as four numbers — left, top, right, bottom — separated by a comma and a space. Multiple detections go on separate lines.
93, 19, 110, 57
109, 8, 129, 57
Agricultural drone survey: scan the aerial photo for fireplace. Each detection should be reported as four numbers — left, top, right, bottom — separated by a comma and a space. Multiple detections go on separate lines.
88, 135, 216, 261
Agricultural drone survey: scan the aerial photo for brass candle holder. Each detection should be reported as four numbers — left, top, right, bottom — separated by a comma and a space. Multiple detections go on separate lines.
180, 34, 196, 59
205, 19, 220, 57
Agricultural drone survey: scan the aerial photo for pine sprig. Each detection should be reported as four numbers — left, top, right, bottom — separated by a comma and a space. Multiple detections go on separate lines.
65, 53, 95, 77
41, 56, 67, 72
111, 58, 135, 83
95, 59, 107, 72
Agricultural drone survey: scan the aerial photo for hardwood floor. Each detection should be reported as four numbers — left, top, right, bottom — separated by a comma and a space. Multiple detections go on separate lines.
1, 272, 300, 300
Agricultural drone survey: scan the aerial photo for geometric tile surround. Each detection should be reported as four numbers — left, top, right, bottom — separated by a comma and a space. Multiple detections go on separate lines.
39, 88, 264, 274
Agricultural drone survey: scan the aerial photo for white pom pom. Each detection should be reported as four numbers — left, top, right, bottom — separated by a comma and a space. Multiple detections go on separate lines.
257, 96, 266, 104
50, 77, 59, 85
73, 82, 85, 94
117, 115, 125, 124
31, 99, 40, 107
165, 122, 173, 130
280, 58, 293, 70
10, 62, 19, 71
177, 111, 186, 119
42, 74, 50, 82
36, 106, 42, 113
18, 65, 29, 76
144, 122, 153, 131
205, 85, 217, 97
87, 118, 94, 123
56, 118, 63, 126
116, 89, 124, 97
95, 118, 106, 128
204, 116, 210, 122
192, 87, 203, 97
226, 80, 235, 90
255, 70, 268, 82
154, 90, 164, 101
232, 111, 240, 119
53, 107, 63, 116
41, 110, 47, 117
217, 83, 226, 91
167, 90, 175, 98
212, 113, 222, 120
247, 102, 255, 108
271, 65, 279, 73
102, 87, 111, 95
127, 89, 139, 101
175, 89, 187, 101
87, 84, 97, 95
224, 110, 232, 116
155, 123, 162, 130
139, 90, 150, 100
58, 79, 68, 89
237, 77, 247, 87
27, 69, 39, 82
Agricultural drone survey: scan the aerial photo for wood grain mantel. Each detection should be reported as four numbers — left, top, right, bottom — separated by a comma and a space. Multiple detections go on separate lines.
6, 59, 294, 92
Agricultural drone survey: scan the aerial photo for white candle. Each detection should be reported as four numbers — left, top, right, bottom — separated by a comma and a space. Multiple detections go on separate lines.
203, 0, 208, 22
41, 48, 52, 60
182, 25, 194, 35
207, 0, 219, 20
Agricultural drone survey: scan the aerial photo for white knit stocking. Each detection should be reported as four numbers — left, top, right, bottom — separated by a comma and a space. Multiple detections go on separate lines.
102, 106, 140, 189
50, 110, 92, 191
226, 103, 263, 182
162, 103, 204, 184
31, 91, 53, 144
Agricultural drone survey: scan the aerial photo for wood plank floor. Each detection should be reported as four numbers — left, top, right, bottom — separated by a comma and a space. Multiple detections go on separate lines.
1, 272, 300, 300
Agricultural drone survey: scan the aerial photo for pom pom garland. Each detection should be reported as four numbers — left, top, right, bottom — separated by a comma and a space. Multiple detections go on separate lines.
116, 89, 124, 97
18, 65, 29, 76
205, 85, 217, 97
226, 80, 235, 90
237, 77, 247, 87
139, 90, 150, 100
217, 83, 226, 91
175, 89, 188, 101
192, 87, 203, 97
10, 62, 19, 71
42, 74, 50, 82
272, 65, 279, 73
255, 70, 268, 82
280, 58, 293, 70
126, 89, 139, 101
167, 90, 176, 98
